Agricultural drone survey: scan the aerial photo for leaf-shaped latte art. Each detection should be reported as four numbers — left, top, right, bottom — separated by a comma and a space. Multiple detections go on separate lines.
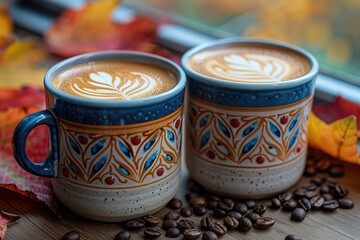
206, 53, 292, 83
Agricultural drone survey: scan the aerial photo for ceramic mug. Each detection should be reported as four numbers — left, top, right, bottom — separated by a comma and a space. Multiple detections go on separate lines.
182, 38, 319, 199
13, 51, 186, 221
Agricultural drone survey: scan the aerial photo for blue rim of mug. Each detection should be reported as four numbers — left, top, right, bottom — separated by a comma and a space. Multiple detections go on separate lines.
44, 50, 186, 108
181, 37, 319, 90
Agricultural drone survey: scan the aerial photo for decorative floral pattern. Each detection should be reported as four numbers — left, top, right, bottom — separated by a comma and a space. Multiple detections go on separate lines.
58, 108, 182, 188
187, 96, 313, 167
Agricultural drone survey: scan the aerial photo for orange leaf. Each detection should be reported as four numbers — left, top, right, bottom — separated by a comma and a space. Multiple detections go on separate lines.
0, 1, 12, 37
308, 112, 360, 164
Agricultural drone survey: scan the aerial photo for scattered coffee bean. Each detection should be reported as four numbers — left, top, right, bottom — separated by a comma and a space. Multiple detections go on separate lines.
143, 228, 161, 239
186, 192, 198, 201
319, 184, 330, 194
329, 166, 344, 177
223, 216, 239, 230
234, 202, 248, 214
271, 197, 282, 209
202, 231, 218, 240
61, 231, 80, 240
322, 193, 334, 201
303, 183, 318, 191
218, 199, 235, 212
285, 234, 302, 240
124, 219, 145, 230
310, 196, 325, 210
167, 197, 183, 210
207, 200, 219, 210
324, 180, 337, 189
253, 217, 275, 230
291, 208, 306, 222
278, 193, 293, 203
245, 212, 260, 223
253, 204, 267, 215
310, 177, 323, 186
297, 198, 311, 212
193, 205, 208, 216
166, 227, 181, 238
180, 207, 193, 217
244, 200, 256, 209
304, 190, 317, 199
338, 199, 354, 209
227, 211, 242, 220
143, 215, 159, 227
210, 196, 221, 201
333, 184, 348, 199
200, 216, 213, 230
183, 229, 202, 240
238, 217, 252, 232
189, 196, 207, 207
178, 219, 196, 231
162, 219, 178, 230
213, 209, 227, 218
164, 211, 180, 220
114, 231, 131, 240
282, 200, 297, 211
304, 166, 316, 177
316, 159, 331, 172
293, 188, 306, 199
210, 222, 227, 236
322, 200, 339, 212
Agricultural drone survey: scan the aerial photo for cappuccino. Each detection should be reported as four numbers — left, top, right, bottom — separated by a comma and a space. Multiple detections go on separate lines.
52, 60, 177, 100
188, 44, 311, 83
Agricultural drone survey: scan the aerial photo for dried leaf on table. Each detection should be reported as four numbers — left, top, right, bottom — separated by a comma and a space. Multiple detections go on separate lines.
0, 210, 20, 240
0, 1, 12, 37
44, 0, 158, 57
308, 112, 360, 164
0, 39, 49, 88
0, 87, 44, 111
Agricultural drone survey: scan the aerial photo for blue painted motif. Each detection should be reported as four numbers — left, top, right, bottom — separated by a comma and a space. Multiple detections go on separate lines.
289, 112, 300, 131
217, 119, 230, 138
69, 135, 80, 155
118, 140, 132, 158
199, 115, 209, 128
119, 165, 130, 175
167, 130, 175, 142
144, 136, 157, 151
144, 152, 158, 170
93, 155, 107, 173
166, 154, 173, 161
269, 121, 281, 138
243, 122, 256, 137
242, 137, 259, 154
200, 131, 210, 149
91, 139, 106, 155
289, 128, 300, 150
69, 161, 79, 174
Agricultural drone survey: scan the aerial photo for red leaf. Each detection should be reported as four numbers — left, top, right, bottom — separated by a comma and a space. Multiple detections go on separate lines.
0, 210, 20, 239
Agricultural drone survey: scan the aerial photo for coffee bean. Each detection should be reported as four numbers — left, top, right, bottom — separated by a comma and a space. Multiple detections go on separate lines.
193, 205, 207, 216
310, 177, 324, 186
316, 159, 331, 172
210, 222, 227, 236
209, 195, 221, 201
189, 196, 207, 207
218, 199, 235, 212
114, 231, 131, 240
238, 217, 252, 232
186, 192, 198, 201
183, 229, 202, 240
227, 211, 242, 220
180, 207, 193, 217
303, 183, 317, 191
164, 211, 180, 220
166, 227, 181, 238
167, 197, 183, 210
143, 215, 159, 227
245, 212, 260, 223
253, 204, 267, 215
213, 209, 227, 218
144, 228, 161, 239
61, 231, 80, 240
324, 180, 337, 189
310, 196, 325, 210
291, 208, 306, 222
234, 202, 248, 214
338, 199, 354, 209
207, 200, 219, 210
297, 198, 311, 212
293, 188, 306, 199
322, 193, 334, 201
244, 200, 256, 209
319, 184, 330, 194
282, 200, 297, 211
253, 217, 275, 230
304, 190, 317, 199
271, 197, 282, 209
124, 219, 145, 230
285, 234, 302, 240
162, 219, 178, 230
329, 166, 344, 177
333, 184, 348, 199
202, 231, 218, 240
200, 216, 213, 230
304, 166, 316, 176
178, 219, 196, 231
278, 193, 293, 203
322, 200, 339, 212
223, 216, 239, 230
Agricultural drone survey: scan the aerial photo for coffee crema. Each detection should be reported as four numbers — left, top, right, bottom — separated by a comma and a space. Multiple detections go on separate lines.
188, 45, 311, 83
52, 60, 177, 100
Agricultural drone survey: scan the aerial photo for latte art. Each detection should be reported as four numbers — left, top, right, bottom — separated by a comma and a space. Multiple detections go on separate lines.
52, 61, 177, 100
188, 46, 311, 83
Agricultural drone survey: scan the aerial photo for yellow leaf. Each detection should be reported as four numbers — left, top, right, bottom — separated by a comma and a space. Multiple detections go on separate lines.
308, 112, 360, 164
0, 1, 12, 37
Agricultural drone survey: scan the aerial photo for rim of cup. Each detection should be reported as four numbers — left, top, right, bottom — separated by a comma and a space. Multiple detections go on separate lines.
181, 37, 319, 90
44, 50, 186, 108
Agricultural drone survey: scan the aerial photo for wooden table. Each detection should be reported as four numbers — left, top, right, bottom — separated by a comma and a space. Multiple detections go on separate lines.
1, 160, 359, 240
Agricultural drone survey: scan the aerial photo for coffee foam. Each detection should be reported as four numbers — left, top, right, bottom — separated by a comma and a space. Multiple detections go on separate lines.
52, 60, 177, 100
188, 45, 311, 83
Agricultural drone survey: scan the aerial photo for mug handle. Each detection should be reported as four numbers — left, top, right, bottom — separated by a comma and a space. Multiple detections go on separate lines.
13, 110, 59, 177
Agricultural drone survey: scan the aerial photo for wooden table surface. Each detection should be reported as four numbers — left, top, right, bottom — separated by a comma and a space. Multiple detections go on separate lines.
1, 160, 359, 240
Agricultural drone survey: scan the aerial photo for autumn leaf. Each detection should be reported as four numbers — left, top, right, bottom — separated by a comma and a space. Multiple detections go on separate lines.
0, 1, 12, 37
0, 210, 20, 240
308, 112, 360, 164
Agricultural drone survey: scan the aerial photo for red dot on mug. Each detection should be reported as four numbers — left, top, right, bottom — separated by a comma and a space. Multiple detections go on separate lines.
105, 176, 115, 185
256, 156, 265, 164
131, 136, 141, 145
157, 168, 164, 176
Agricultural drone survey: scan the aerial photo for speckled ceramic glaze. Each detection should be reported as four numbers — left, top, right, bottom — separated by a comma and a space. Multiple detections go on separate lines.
182, 38, 318, 199
13, 51, 186, 221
